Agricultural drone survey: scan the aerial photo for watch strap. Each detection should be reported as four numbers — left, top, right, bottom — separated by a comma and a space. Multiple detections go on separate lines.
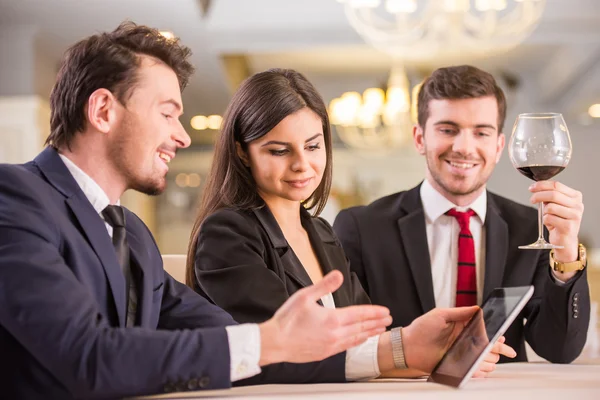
390, 327, 408, 369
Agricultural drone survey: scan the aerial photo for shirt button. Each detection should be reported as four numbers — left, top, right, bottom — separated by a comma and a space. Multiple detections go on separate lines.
199, 376, 211, 388
187, 378, 199, 390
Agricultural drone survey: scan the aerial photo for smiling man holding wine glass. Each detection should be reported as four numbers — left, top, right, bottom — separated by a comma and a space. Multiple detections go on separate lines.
334, 65, 590, 365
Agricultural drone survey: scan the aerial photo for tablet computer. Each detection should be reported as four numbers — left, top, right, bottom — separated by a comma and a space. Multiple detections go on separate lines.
428, 286, 534, 388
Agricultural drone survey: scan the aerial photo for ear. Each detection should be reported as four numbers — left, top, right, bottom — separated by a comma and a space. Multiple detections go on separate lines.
413, 124, 426, 155
86, 88, 119, 134
495, 132, 506, 163
235, 142, 250, 167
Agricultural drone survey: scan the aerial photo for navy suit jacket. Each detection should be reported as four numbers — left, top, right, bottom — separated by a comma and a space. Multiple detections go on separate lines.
0, 148, 238, 399
334, 184, 590, 364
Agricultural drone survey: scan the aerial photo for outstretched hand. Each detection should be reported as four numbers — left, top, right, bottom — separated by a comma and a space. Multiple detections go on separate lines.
259, 270, 392, 365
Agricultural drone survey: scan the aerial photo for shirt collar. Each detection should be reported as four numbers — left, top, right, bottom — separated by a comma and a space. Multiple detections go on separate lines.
58, 154, 115, 214
420, 178, 487, 223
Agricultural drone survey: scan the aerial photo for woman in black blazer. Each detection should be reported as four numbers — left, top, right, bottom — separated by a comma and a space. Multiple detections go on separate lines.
186, 69, 512, 382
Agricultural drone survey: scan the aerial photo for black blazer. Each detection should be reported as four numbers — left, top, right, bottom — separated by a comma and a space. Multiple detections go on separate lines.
193, 204, 371, 383
0, 148, 236, 399
333, 184, 590, 364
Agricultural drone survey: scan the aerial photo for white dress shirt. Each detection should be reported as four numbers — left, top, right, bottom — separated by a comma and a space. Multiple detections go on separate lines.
58, 154, 261, 382
420, 179, 487, 308
321, 293, 381, 380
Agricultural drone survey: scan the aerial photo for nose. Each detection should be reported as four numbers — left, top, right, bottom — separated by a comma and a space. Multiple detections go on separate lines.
452, 130, 476, 157
291, 150, 309, 172
173, 120, 192, 149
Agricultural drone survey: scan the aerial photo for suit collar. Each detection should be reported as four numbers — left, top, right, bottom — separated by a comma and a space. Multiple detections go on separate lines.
58, 153, 112, 213
251, 204, 338, 299
252, 204, 336, 249
34, 147, 129, 326
33, 147, 81, 199
397, 183, 436, 313
420, 178, 487, 223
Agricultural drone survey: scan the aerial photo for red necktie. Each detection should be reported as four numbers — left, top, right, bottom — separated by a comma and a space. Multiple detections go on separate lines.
446, 208, 477, 307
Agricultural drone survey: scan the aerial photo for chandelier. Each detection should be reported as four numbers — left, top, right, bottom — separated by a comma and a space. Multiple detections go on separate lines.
329, 65, 418, 151
336, 0, 547, 61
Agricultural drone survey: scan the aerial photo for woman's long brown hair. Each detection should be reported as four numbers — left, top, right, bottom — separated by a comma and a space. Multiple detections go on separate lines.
185, 68, 333, 287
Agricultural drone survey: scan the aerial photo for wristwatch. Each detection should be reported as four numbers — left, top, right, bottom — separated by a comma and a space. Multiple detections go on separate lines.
549, 243, 587, 273
390, 327, 408, 369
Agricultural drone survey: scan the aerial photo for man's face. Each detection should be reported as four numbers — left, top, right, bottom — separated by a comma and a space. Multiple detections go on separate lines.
108, 56, 191, 195
413, 96, 505, 203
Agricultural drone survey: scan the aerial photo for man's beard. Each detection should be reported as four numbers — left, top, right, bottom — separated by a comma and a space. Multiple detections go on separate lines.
109, 114, 166, 197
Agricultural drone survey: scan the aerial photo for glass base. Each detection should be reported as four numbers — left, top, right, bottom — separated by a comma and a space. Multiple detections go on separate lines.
518, 238, 563, 250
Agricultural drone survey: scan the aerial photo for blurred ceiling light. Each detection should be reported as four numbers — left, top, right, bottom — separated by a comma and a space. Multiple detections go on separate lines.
589, 104, 600, 118
187, 173, 202, 188
191, 115, 222, 130
175, 173, 188, 187
335, 0, 546, 61
159, 31, 175, 40
190, 115, 209, 130
329, 66, 414, 151
207, 115, 223, 130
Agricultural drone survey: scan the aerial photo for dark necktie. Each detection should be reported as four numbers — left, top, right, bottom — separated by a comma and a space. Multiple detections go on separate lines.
446, 208, 477, 307
102, 205, 137, 327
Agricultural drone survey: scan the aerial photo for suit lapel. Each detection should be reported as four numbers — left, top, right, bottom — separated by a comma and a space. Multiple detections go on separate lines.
302, 210, 351, 307
252, 205, 314, 290
34, 148, 127, 326
397, 185, 436, 313
483, 193, 508, 302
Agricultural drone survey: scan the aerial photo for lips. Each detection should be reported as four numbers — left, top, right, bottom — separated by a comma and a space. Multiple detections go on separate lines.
285, 178, 313, 188
445, 159, 480, 170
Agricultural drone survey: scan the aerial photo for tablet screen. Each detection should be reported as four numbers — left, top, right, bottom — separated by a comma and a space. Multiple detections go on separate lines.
428, 286, 534, 388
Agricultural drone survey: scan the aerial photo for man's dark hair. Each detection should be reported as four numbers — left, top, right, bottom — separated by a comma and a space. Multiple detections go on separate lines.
417, 65, 507, 133
47, 21, 194, 149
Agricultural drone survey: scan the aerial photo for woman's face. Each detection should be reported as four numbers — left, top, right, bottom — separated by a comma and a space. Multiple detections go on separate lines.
239, 107, 327, 207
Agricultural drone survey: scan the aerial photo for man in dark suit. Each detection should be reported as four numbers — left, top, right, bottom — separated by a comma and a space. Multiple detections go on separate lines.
334, 65, 590, 364
0, 22, 397, 399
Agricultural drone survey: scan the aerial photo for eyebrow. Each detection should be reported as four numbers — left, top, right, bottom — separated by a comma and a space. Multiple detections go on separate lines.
434, 120, 496, 131
160, 99, 184, 115
261, 133, 323, 147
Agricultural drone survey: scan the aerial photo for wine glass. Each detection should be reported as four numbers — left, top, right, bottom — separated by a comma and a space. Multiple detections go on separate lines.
508, 113, 572, 250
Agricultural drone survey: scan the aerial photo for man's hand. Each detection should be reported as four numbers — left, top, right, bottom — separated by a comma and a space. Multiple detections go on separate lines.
258, 270, 392, 366
401, 307, 515, 375
530, 181, 584, 280
472, 336, 516, 378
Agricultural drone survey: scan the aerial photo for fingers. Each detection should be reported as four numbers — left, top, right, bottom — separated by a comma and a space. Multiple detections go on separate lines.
477, 361, 496, 374
529, 181, 581, 199
472, 370, 488, 379
339, 314, 392, 335
333, 326, 387, 354
491, 340, 517, 359
437, 305, 480, 322
332, 304, 391, 326
543, 202, 581, 221
300, 270, 344, 301
529, 181, 583, 208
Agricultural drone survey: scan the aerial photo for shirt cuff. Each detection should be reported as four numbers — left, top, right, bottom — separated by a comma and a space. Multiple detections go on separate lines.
344, 333, 381, 381
225, 324, 262, 382
549, 267, 568, 285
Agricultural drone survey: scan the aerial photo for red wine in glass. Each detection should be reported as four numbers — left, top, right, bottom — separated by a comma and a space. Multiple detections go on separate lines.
508, 113, 572, 249
516, 165, 565, 181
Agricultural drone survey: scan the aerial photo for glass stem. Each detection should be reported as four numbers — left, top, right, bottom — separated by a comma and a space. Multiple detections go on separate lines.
537, 201, 545, 242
